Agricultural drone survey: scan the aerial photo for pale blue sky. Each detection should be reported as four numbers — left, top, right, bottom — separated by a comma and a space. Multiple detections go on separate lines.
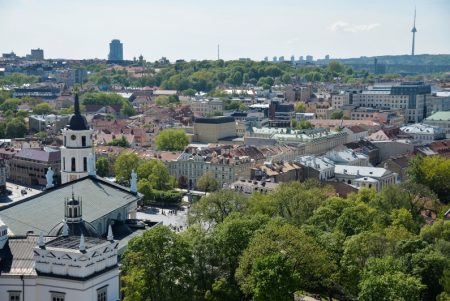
1, 0, 449, 61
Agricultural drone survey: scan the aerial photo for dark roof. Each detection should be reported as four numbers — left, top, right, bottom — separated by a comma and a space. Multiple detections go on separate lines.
231, 111, 247, 117
15, 148, 60, 162
0, 236, 52, 275
349, 125, 367, 134
388, 155, 413, 169
345, 140, 379, 151
45, 235, 106, 250
0, 176, 140, 236
48, 220, 99, 238
69, 94, 89, 131
194, 116, 235, 124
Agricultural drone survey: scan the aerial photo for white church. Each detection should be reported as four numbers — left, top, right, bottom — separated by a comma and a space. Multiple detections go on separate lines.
0, 95, 142, 301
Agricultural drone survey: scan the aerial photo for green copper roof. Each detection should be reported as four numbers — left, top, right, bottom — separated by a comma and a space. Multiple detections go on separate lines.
0, 176, 140, 236
425, 111, 450, 121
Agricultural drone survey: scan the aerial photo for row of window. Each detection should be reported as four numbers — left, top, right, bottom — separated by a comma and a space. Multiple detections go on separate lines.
8, 286, 107, 301
63, 157, 88, 172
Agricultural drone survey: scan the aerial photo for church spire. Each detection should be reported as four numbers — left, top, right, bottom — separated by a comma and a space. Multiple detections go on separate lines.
74, 93, 81, 116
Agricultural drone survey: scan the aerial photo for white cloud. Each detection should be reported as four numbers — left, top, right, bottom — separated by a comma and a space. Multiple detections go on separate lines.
329, 21, 380, 33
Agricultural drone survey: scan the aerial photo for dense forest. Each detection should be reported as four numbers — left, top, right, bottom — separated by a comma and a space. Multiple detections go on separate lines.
121, 156, 450, 301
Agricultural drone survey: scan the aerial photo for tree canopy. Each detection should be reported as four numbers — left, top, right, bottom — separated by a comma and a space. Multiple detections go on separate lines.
121, 160, 450, 300
155, 128, 189, 151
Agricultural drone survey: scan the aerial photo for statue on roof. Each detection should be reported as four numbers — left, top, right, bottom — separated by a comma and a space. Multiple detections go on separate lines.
46, 167, 54, 189
87, 153, 96, 176
130, 170, 137, 194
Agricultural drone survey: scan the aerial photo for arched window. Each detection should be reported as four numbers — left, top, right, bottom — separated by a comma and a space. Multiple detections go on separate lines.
83, 157, 87, 172
82, 136, 86, 147
74, 207, 78, 217
71, 157, 76, 172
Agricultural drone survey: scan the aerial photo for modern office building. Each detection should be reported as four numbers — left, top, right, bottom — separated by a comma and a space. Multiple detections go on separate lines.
108, 39, 123, 61
352, 81, 431, 123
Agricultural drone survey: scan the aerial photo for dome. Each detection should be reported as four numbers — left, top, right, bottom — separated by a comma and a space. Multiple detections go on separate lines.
48, 220, 99, 238
69, 94, 89, 131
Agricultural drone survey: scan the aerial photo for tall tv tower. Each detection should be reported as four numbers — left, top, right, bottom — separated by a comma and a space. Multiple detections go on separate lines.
411, 8, 417, 56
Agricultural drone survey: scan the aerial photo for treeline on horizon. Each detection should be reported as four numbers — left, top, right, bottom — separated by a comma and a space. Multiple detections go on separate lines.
2, 56, 448, 95
86, 58, 447, 94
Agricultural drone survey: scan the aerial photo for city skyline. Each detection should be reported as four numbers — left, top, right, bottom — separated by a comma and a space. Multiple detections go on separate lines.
1, 0, 449, 61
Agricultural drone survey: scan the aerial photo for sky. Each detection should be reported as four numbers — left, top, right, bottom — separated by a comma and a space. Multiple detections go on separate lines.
0, 0, 449, 61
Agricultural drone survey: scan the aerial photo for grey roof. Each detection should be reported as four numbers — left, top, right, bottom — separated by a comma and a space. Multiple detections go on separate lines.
15, 148, 61, 162
0, 176, 140, 236
0, 236, 51, 275
46, 235, 106, 250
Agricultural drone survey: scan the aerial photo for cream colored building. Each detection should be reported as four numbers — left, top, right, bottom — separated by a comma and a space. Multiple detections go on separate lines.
334, 165, 397, 192
352, 82, 431, 123
332, 92, 351, 109
249, 127, 347, 155
167, 152, 254, 189
190, 98, 224, 116
193, 116, 237, 143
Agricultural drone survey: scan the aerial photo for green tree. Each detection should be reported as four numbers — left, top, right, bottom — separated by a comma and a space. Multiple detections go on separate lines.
0, 98, 20, 112
188, 190, 245, 226
358, 257, 424, 301
212, 214, 270, 288
33, 102, 53, 115
155, 129, 189, 151
121, 226, 194, 301
96, 157, 110, 177
340, 231, 390, 295
148, 161, 171, 190
196, 172, 219, 192
330, 110, 344, 119
0, 73, 39, 86
121, 101, 136, 116
236, 221, 335, 299
407, 155, 450, 202
294, 102, 306, 113
108, 135, 130, 147
266, 181, 332, 226
5, 118, 27, 138
114, 151, 140, 185
182, 88, 197, 96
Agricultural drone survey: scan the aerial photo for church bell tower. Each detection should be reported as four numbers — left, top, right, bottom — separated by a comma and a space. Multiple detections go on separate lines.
61, 94, 95, 184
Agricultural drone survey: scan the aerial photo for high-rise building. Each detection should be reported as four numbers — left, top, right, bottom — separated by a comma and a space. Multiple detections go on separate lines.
108, 39, 123, 61
29, 48, 44, 60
